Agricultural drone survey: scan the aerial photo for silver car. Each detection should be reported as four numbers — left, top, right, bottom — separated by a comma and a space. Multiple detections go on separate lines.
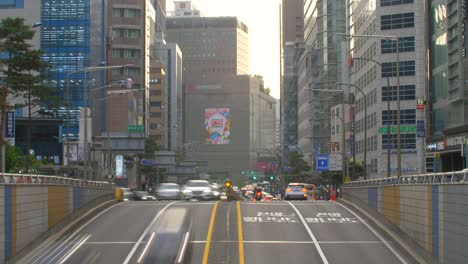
155, 183, 182, 200
182, 180, 213, 200
284, 183, 308, 200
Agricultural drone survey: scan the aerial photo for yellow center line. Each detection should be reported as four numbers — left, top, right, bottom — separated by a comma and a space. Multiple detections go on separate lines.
202, 201, 220, 264
237, 201, 245, 264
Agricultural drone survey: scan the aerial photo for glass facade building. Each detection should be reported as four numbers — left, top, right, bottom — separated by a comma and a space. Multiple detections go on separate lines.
40, 0, 106, 141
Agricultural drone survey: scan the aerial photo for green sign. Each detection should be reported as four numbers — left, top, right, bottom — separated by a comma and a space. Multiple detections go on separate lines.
378, 126, 416, 134
128, 125, 144, 133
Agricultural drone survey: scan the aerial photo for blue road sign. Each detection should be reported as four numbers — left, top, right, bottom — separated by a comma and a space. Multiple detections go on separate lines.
5, 111, 14, 138
316, 154, 329, 171
417, 120, 425, 137
140, 159, 156, 166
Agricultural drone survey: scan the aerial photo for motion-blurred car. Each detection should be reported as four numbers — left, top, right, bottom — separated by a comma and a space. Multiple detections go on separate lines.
210, 185, 221, 200
120, 188, 135, 201
138, 207, 192, 264
133, 191, 157, 201
182, 180, 213, 200
155, 183, 182, 200
284, 183, 308, 200
220, 192, 228, 201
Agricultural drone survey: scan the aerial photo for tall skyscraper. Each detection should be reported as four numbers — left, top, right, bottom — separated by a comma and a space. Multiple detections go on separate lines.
40, 0, 107, 141
426, 0, 468, 172
281, 0, 303, 162
166, 16, 249, 86
105, 0, 155, 134
347, 0, 427, 177
298, 0, 346, 171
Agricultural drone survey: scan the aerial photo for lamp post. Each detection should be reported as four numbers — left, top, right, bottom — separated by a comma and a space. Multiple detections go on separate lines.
65, 64, 132, 179
338, 33, 401, 178
352, 57, 392, 178
336, 82, 367, 179
305, 88, 347, 183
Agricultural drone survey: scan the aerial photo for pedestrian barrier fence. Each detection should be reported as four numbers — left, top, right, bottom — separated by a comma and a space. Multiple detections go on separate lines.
345, 170, 468, 187
0, 173, 112, 188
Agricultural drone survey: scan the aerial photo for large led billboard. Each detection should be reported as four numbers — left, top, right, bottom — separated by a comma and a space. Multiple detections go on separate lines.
205, 108, 231, 144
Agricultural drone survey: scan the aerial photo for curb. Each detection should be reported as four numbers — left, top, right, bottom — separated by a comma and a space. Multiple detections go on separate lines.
338, 198, 434, 264
10, 196, 118, 264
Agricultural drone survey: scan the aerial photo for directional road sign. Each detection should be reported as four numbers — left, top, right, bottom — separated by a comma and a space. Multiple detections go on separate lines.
316, 154, 329, 171
140, 159, 156, 166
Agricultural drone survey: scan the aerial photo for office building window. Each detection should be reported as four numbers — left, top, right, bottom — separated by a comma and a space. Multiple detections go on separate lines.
382, 85, 416, 101
380, 0, 413, 7
381, 13, 414, 30
125, 8, 140, 18
0, 0, 23, 8
113, 8, 122, 17
125, 29, 139, 38
382, 133, 416, 149
150, 101, 162, 107
382, 60, 415, 77
381, 37, 415, 53
382, 109, 416, 125
124, 49, 139, 58
150, 112, 162, 118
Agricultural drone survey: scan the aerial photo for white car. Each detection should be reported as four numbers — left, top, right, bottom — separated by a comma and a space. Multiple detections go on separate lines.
182, 180, 213, 200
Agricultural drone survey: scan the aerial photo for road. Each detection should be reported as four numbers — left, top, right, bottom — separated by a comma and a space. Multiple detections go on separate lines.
19, 200, 411, 264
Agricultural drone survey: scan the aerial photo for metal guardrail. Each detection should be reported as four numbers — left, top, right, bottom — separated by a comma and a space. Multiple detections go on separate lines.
344, 170, 468, 187
0, 173, 113, 188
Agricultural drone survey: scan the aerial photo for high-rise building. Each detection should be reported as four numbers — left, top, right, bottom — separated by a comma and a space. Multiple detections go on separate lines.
425, 0, 468, 172
347, 0, 427, 177
169, 0, 201, 17
298, 0, 346, 171
281, 0, 303, 45
183, 75, 276, 179
40, 0, 107, 141
106, 0, 155, 134
281, 0, 303, 164
166, 16, 249, 86
148, 60, 167, 145
155, 43, 183, 151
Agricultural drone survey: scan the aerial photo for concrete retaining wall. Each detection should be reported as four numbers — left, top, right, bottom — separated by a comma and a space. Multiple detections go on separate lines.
344, 184, 468, 264
0, 185, 112, 263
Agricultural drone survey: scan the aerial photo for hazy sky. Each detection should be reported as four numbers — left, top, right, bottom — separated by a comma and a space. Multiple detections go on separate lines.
166, 0, 281, 98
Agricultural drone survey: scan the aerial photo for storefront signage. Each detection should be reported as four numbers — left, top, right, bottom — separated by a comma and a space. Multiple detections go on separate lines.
427, 140, 446, 151
446, 136, 466, 147
378, 125, 416, 134
416, 97, 425, 110
417, 120, 425, 137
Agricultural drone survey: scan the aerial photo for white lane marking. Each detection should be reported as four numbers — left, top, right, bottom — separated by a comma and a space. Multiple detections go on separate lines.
122, 201, 178, 264
287, 201, 329, 264
57, 234, 91, 264
176, 232, 190, 263
189, 240, 384, 244
137, 232, 156, 263
241, 203, 289, 205
336, 202, 408, 264
36, 235, 82, 264
175, 202, 216, 205
29, 202, 126, 264
84, 241, 143, 244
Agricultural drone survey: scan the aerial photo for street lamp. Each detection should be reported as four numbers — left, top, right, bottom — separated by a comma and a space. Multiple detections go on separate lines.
338, 33, 401, 178
336, 82, 367, 179
352, 57, 392, 178
305, 88, 347, 184
65, 64, 133, 180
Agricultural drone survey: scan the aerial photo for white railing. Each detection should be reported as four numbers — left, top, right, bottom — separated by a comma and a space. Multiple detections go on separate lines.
0, 173, 113, 188
345, 170, 468, 187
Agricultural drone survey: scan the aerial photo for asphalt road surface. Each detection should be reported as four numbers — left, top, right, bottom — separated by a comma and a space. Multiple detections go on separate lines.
19, 200, 411, 264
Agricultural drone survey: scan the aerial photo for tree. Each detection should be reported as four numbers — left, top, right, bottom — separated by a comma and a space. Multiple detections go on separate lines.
5, 143, 23, 173
288, 151, 311, 175
0, 18, 52, 173
8, 49, 52, 173
348, 159, 364, 181
0, 17, 36, 173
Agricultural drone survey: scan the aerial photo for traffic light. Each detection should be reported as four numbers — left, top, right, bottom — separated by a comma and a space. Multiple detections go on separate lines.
253, 176, 257, 180
269, 175, 274, 180
225, 180, 232, 189
242, 170, 246, 174
250, 170, 254, 174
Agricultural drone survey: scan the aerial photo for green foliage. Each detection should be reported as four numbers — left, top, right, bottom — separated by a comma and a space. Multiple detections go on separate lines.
288, 151, 311, 175
144, 136, 163, 157
348, 159, 364, 181
5, 143, 23, 173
